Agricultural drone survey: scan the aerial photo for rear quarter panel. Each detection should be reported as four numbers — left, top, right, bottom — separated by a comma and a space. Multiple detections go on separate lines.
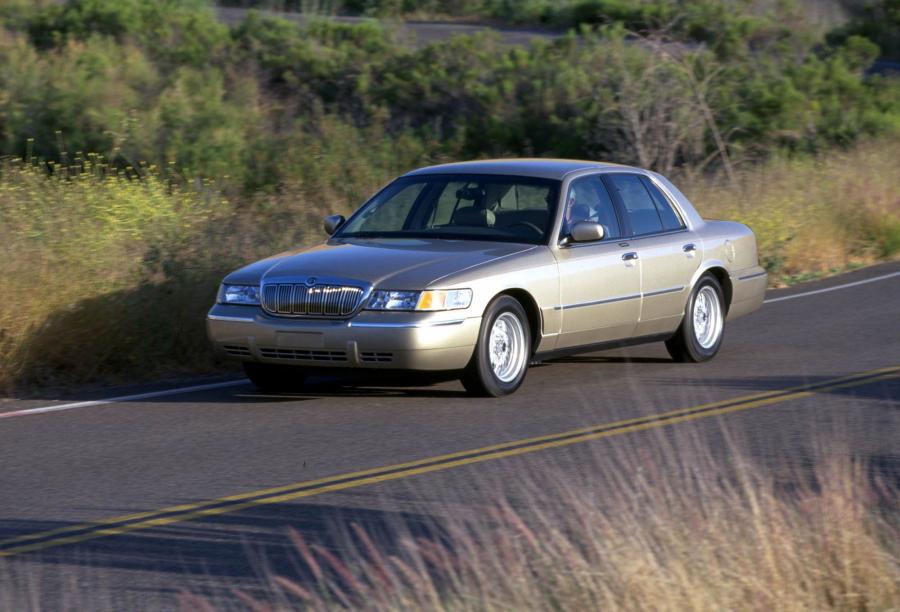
695, 220, 767, 320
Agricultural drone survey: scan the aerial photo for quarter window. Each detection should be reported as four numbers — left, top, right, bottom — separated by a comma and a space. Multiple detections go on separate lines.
640, 176, 685, 231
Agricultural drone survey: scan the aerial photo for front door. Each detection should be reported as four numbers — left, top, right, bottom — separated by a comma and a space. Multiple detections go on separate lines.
555, 175, 641, 349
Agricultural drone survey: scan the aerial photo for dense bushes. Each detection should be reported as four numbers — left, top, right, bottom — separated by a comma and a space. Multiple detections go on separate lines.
1, 0, 898, 194
827, 0, 900, 61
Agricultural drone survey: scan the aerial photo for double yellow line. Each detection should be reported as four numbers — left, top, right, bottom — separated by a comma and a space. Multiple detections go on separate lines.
1, 365, 898, 558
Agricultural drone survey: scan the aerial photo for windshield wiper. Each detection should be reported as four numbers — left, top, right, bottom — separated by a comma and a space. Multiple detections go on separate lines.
338, 230, 537, 244
340, 231, 467, 240
338, 231, 404, 239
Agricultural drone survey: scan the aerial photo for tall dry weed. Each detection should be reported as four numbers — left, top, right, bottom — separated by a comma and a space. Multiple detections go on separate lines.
682, 140, 900, 284
201, 428, 900, 610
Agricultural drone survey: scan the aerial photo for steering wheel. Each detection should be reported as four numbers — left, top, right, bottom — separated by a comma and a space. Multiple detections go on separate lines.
506, 221, 543, 238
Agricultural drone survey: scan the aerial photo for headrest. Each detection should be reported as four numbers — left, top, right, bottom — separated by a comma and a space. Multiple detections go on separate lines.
571, 203, 591, 221
456, 187, 486, 202
452, 206, 496, 227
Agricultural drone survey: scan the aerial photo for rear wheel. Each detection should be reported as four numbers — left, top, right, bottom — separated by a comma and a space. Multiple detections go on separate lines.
243, 362, 308, 392
461, 296, 531, 397
665, 274, 726, 363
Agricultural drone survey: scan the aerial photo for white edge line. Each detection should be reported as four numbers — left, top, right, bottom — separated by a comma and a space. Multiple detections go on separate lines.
4, 268, 898, 420
763, 270, 900, 304
0, 379, 249, 420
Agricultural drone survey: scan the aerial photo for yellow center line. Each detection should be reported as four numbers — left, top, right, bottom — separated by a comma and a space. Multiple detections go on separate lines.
1, 365, 897, 558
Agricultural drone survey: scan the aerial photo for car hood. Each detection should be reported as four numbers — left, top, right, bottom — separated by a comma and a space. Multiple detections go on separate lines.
225, 239, 537, 289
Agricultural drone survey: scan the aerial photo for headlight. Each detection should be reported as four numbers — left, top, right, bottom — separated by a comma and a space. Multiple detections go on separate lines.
366, 290, 421, 311
219, 284, 261, 305
416, 289, 473, 311
366, 289, 472, 311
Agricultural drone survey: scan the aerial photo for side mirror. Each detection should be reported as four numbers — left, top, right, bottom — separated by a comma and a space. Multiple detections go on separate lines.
324, 214, 345, 236
570, 221, 605, 243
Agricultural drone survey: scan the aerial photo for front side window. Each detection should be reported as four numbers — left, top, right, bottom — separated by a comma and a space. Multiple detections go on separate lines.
560, 176, 621, 240
336, 174, 561, 245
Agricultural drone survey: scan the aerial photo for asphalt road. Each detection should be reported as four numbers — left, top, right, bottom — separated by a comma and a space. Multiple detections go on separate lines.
1, 262, 898, 609
214, 7, 900, 76
214, 6, 562, 47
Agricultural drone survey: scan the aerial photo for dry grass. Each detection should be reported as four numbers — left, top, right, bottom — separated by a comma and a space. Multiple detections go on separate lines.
189, 429, 900, 611
1, 420, 894, 609
0, 157, 234, 391
0, 135, 403, 392
681, 139, 900, 285
1, 139, 898, 392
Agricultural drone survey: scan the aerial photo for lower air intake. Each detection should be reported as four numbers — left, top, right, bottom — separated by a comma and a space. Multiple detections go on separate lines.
259, 348, 348, 362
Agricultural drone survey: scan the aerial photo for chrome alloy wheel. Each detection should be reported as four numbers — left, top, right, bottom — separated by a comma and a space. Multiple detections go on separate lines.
488, 312, 528, 383
693, 285, 723, 349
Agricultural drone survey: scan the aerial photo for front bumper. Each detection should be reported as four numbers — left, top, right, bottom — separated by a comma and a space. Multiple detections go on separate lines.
207, 304, 481, 371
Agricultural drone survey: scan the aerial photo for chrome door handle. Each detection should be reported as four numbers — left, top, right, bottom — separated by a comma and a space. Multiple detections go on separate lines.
622, 252, 639, 261
683, 243, 697, 252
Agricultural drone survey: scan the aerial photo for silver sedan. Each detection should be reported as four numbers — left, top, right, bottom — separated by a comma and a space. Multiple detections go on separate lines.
207, 159, 766, 396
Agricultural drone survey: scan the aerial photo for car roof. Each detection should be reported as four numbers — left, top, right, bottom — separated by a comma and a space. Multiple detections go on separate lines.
403, 158, 639, 181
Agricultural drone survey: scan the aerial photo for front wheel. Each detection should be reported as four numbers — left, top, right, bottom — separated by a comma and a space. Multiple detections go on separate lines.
665, 274, 726, 363
243, 362, 307, 392
461, 296, 531, 397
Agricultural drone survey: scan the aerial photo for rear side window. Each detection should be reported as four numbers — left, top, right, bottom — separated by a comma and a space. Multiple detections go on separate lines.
641, 176, 684, 231
605, 173, 663, 236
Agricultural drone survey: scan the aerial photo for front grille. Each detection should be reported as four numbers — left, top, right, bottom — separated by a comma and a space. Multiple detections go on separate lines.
259, 348, 348, 362
261, 283, 365, 318
360, 352, 394, 363
223, 345, 252, 357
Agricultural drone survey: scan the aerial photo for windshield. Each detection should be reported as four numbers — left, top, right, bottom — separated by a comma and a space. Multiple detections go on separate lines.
335, 174, 561, 245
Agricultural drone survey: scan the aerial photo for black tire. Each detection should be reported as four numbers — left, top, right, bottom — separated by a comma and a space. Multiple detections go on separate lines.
243, 362, 308, 392
665, 273, 726, 363
461, 296, 532, 397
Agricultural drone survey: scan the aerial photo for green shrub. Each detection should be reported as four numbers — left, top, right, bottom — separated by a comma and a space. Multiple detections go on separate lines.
827, 0, 900, 60
27, 0, 229, 66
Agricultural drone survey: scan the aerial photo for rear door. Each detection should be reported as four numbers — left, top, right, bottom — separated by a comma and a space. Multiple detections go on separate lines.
603, 173, 701, 336
555, 175, 641, 348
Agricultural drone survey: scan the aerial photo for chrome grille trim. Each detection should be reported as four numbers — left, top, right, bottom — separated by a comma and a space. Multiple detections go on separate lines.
261, 283, 365, 318
308, 286, 323, 315
277, 285, 292, 314
291, 285, 307, 315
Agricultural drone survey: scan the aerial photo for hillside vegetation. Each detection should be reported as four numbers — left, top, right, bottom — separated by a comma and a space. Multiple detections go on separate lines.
2, 0, 898, 183
0, 0, 898, 391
